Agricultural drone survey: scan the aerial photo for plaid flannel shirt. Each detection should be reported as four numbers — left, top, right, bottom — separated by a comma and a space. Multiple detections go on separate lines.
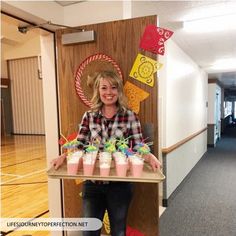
77, 109, 143, 150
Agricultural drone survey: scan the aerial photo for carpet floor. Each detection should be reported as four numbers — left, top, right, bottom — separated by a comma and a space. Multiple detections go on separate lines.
160, 125, 236, 236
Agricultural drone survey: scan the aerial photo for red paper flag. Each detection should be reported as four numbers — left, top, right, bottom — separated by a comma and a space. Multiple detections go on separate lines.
126, 226, 145, 236
58, 132, 78, 145
139, 24, 174, 55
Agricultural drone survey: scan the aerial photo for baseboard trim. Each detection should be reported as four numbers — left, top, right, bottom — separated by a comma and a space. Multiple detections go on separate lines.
162, 151, 207, 208
207, 144, 215, 148
162, 199, 168, 207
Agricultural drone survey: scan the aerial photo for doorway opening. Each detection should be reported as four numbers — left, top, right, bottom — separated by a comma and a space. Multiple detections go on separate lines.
1, 13, 54, 236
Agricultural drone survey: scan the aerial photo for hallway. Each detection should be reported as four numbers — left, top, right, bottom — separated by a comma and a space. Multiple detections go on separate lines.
160, 125, 236, 236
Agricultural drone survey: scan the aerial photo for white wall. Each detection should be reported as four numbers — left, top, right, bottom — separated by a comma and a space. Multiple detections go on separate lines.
216, 85, 221, 124
208, 84, 216, 124
2, 1, 64, 25
63, 1, 123, 26
40, 32, 62, 236
2, 1, 124, 28
208, 83, 221, 123
208, 83, 222, 143
132, 1, 163, 18
4, 35, 41, 60
159, 39, 208, 199
162, 40, 208, 148
166, 131, 207, 198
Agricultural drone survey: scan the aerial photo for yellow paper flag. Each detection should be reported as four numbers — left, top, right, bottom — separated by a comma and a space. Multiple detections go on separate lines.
124, 81, 149, 114
103, 210, 111, 234
75, 179, 83, 185
129, 53, 162, 87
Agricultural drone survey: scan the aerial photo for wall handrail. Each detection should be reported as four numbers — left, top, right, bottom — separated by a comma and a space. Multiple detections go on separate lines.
162, 127, 207, 154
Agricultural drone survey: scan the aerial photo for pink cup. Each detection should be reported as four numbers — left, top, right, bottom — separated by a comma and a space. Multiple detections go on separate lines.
67, 153, 82, 175
100, 166, 110, 176
99, 159, 111, 176
116, 162, 128, 177
113, 152, 127, 168
67, 163, 79, 175
82, 152, 97, 175
99, 152, 112, 165
70, 151, 84, 170
131, 159, 144, 177
85, 151, 98, 162
83, 162, 95, 175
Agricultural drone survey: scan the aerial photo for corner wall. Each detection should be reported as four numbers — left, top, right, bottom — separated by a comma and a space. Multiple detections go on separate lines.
4, 35, 41, 60
40, 32, 62, 236
207, 82, 222, 146
159, 40, 208, 203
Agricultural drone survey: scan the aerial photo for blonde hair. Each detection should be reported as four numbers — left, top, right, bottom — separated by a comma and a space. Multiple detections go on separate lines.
89, 71, 128, 112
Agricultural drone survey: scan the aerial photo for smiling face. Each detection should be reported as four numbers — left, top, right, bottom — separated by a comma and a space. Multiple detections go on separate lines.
99, 78, 118, 106
90, 71, 128, 112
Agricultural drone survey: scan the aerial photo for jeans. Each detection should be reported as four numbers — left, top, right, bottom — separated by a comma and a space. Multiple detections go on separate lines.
82, 181, 134, 236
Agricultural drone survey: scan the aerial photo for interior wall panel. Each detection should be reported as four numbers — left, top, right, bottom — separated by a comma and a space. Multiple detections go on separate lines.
8, 57, 45, 135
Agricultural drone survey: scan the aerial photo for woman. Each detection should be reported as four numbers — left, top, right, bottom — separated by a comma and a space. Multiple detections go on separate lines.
52, 71, 161, 236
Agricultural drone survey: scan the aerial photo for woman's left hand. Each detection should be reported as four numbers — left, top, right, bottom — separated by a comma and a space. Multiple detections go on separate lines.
144, 153, 162, 171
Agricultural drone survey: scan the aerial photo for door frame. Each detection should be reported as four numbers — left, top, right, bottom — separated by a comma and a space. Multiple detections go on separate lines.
1, 11, 63, 236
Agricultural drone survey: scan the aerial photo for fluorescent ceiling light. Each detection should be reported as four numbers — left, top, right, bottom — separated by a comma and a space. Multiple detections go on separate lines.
183, 14, 236, 33
206, 58, 236, 73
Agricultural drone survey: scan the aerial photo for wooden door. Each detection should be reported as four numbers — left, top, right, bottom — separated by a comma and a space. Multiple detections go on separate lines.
8, 57, 45, 135
56, 15, 159, 236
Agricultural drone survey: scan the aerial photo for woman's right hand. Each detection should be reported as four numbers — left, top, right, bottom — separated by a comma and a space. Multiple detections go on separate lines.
51, 153, 67, 170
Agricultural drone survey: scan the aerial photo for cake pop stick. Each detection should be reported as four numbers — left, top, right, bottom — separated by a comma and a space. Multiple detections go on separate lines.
60, 133, 69, 143
124, 141, 135, 156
